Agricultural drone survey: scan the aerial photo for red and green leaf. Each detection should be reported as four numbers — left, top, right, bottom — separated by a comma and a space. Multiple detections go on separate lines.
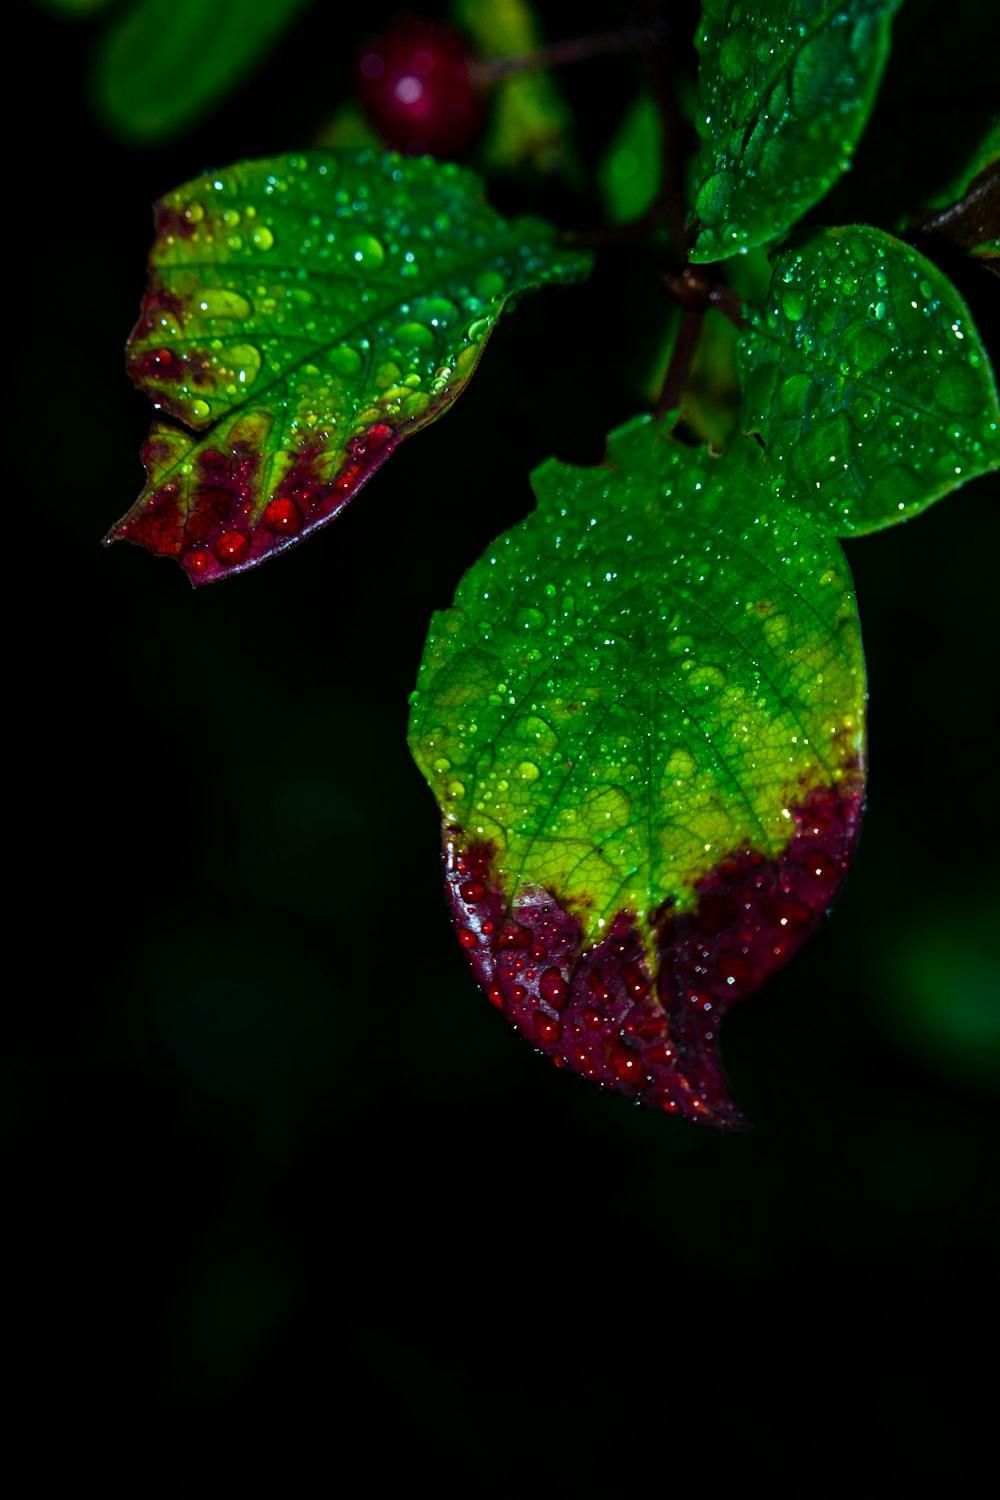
105, 150, 591, 584
409, 416, 866, 1126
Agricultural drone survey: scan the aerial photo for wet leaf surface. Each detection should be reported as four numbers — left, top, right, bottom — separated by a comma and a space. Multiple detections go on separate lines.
409, 415, 866, 1125
739, 225, 1000, 533
106, 151, 591, 584
690, 0, 901, 262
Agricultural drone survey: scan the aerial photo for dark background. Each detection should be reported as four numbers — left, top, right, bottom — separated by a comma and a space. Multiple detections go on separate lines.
12, 0, 998, 1491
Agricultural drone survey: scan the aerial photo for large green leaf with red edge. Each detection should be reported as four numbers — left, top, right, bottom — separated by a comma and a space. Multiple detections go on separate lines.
408, 415, 865, 1127
690, 0, 902, 263
738, 226, 1000, 533
105, 151, 591, 585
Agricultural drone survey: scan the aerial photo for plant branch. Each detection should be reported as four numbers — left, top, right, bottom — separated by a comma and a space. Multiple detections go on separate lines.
470, 21, 671, 86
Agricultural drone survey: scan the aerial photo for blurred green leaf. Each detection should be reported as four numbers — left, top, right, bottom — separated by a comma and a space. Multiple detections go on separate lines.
93, 0, 313, 143
599, 91, 661, 224
455, 0, 576, 175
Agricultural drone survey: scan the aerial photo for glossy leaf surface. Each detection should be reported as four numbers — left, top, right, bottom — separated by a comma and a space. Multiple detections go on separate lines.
739, 225, 1000, 533
409, 416, 865, 1126
106, 151, 591, 584
691, 0, 900, 262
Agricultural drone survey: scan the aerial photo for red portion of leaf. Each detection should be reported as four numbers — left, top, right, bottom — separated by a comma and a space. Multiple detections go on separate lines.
444, 779, 863, 1128
110, 420, 398, 584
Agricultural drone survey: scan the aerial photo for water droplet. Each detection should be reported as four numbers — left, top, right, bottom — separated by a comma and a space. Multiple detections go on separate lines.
514, 606, 547, 632
518, 762, 539, 781
534, 1012, 561, 1043
445, 779, 466, 799
345, 234, 386, 270
196, 288, 253, 320
538, 969, 568, 1008
251, 226, 275, 251
227, 342, 261, 387
763, 613, 791, 648
460, 881, 486, 904
262, 496, 303, 535
189, 398, 211, 421
688, 664, 727, 695
781, 286, 807, 321
665, 747, 697, 781
328, 344, 363, 376
393, 321, 435, 350
457, 927, 478, 949
212, 531, 249, 566
474, 271, 506, 301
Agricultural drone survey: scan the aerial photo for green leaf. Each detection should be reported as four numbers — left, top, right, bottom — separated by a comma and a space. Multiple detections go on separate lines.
690, 0, 901, 263
106, 151, 591, 585
36, 0, 113, 14
93, 0, 313, 143
599, 92, 662, 225
739, 225, 1000, 534
408, 415, 865, 1126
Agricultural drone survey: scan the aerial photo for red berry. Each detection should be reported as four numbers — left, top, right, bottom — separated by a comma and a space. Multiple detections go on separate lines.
354, 16, 485, 158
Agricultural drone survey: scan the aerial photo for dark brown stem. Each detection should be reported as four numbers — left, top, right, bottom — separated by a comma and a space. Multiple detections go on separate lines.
655, 307, 703, 420
664, 267, 745, 329
470, 21, 671, 86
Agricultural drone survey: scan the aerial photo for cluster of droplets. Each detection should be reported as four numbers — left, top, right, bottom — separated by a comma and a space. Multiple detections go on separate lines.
742, 226, 997, 529
412, 425, 862, 939
118, 149, 592, 579
441, 777, 862, 1126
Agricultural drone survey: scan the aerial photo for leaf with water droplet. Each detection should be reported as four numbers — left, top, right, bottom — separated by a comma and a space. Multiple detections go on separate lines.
690, 0, 903, 263
739, 225, 1000, 533
409, 414, 866, 1127
105, 151, 591, 584
92, 0, 312, 143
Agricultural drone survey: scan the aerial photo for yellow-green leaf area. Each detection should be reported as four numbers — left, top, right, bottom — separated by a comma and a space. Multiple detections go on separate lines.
739, 225, 1000, 534
409, 415, 865, 962
691, 0, 901, 262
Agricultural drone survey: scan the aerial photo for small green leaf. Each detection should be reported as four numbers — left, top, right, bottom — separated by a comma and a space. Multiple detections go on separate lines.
739, 225, 1000, 534
106, 151, 591, 585
93, 0, 312, 143
690, 0, 901, 263
409, 415, 865, 1125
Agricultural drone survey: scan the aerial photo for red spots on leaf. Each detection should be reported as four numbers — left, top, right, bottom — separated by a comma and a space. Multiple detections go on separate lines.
111, 412, 406, 584
154, 201, 198, 241
441, 779, 864, 1128
129, 347, 184, 383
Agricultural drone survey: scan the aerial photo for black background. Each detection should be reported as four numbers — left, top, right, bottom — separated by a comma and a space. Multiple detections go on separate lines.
12, 1, 999, 1491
